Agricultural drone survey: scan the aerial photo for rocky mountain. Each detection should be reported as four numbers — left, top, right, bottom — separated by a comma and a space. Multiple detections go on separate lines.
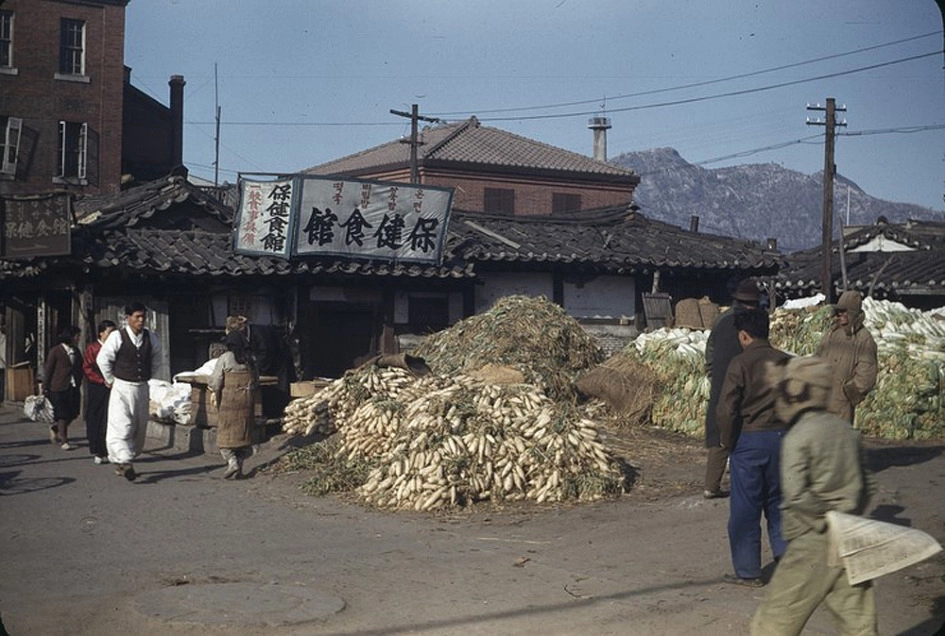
610, 148, 944, 252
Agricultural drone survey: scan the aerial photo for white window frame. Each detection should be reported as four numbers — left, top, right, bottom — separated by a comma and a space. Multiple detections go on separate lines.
59, 18, 85, 76
57, 121, 87, 181
0, 10, 13, 69
1, 116, 21, 176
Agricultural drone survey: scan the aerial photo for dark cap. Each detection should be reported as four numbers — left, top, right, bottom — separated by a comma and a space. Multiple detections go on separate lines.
732, 279, 760, 303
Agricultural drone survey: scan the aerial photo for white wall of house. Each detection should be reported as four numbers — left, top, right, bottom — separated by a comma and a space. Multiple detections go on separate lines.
474, 272, 555, 313
562, 274, 635, 319
849, 236, 914, 253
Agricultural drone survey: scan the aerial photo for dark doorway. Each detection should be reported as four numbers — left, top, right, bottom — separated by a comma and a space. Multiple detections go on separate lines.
306, 301, 377, 378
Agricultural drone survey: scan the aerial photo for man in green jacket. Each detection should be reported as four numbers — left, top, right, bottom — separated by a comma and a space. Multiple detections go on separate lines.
751, 356, 876, 635
816, 291, 877, 423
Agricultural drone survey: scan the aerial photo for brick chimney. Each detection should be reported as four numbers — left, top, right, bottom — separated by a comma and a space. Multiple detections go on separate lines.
169, 75, 186, 168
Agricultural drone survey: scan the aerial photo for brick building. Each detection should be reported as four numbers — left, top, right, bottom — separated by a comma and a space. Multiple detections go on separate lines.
0, 0, 183, 198
304, 116, 640, 216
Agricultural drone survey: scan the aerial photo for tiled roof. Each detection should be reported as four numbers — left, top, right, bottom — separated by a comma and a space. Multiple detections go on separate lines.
449, 207, 781, 273
82, 229, 474, 280
776, 220, 945, 297
73, 175, 233, 230
304, 117, 636, 179
842, 218, 945, 251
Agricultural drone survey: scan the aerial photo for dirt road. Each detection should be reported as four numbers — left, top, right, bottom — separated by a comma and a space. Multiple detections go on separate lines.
1, 406, 943, 635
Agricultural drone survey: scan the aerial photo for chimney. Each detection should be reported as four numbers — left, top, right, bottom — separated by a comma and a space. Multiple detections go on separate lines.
766, 238, 778, 251
169, 75, 186, 168
587, 116, 611, 162
689, 215, 699, 233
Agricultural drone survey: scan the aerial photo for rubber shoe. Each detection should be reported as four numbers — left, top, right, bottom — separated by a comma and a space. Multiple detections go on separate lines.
93, 456, 109, 465
60, 442, 77, 451
703, 489, 729, 499
722, 573, 765, 588
49, 427, 60, 444
223, 460, 239, 480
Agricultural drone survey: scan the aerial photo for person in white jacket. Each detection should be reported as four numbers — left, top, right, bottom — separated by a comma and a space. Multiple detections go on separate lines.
96, 302, 162, 481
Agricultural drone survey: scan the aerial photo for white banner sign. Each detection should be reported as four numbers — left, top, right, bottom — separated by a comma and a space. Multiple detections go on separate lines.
293, 176, 453, 263
233, 178, 294, 258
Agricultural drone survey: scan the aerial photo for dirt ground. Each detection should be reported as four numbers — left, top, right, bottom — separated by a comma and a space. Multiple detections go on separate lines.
3, 407, 944, 636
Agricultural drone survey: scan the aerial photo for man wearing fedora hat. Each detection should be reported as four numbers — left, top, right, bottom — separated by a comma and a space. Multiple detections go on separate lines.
703, 278, 761, 499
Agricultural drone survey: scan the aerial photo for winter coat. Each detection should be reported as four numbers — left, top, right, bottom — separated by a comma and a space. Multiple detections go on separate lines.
816, 291, 878, 422
780, 409, 874, 540
704, 302, 752, 447
716, 338, 791, 450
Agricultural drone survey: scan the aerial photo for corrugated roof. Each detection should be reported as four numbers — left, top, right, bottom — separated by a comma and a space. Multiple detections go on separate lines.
304, 116, 636, 178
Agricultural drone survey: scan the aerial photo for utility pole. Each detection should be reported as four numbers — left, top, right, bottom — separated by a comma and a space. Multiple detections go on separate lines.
389, 104, 440, 184
806, 98, 846, 304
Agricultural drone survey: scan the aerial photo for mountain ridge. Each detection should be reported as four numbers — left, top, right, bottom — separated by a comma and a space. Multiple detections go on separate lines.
610, 148, 944, 252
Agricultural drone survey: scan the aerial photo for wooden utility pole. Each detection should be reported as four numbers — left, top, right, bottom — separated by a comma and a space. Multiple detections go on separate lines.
389, 105, 440, 184
806, 98, 846, 304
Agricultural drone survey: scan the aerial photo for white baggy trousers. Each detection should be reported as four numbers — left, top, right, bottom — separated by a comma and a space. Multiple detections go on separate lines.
106, 378, 149, 464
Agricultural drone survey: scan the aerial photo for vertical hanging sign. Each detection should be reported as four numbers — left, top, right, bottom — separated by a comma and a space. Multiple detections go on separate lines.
233, 178, 295, 258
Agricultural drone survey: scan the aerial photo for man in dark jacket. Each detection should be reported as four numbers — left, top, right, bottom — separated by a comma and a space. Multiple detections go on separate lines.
703, 278, 760, 498
717, 307, 791, 587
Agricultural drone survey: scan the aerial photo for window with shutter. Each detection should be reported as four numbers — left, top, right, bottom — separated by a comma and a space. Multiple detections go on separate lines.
56, 121, 88, 182
1, 116, 21, 176
0, 11, 13, 69
484, 187, 515, 214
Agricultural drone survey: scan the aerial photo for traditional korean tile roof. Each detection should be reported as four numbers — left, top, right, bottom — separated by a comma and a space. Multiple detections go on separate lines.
304, 116, 636, 179
448, 207, 781, 273
776, 219, 945, 297
81, 229, 474, 280
72, 175, 233, 230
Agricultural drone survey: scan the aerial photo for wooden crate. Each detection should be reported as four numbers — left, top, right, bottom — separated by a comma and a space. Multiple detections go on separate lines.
6, 365, 35, 402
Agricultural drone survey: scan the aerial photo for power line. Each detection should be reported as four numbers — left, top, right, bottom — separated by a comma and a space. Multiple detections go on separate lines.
476, 51, 941, 123
182, 50, 941, 128
430, 30, 944, 117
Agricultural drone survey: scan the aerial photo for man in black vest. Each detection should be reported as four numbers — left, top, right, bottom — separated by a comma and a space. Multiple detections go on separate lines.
96, 302, 162, 481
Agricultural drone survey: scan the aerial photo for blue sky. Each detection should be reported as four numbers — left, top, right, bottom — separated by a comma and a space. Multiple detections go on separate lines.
125, 1, 945, 212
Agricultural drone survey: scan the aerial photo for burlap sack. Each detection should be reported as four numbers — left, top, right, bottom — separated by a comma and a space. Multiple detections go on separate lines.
675, 298, 704, 329
574, 352, 660, 425
468, 364, 526, 385
698, 297, 720, 329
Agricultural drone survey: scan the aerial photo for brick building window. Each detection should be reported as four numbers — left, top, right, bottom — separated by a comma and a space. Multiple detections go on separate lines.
1, 116, 21, 176
57, 121, 87, 181
484, 187, 514, 214
0, 11, 13, 68
59, 19, 85, 75
552, 193, 582, 214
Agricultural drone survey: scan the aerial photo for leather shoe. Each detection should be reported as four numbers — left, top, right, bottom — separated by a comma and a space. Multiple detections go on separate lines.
722, 573, 765, 588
